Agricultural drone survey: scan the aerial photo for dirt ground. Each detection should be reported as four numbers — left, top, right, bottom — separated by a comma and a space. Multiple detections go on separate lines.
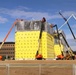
0, 60, 76, 75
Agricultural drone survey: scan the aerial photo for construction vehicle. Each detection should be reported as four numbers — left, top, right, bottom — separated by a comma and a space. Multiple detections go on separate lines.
59, 33, 75, 60
0, 17, 54, 60
0, 55, 2, 60
15, 18, 54, 60
35, 17, 46, 60
51, 24, 75, 60
58, 12, 76, 60
0, 15, 75, 60
51, 12, 76, 60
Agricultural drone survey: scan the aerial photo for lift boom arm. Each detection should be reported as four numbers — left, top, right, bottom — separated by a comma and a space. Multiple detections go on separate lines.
59, 33, 74, 56
52, 24, 74, 57
35, 17, 46, 59
0, 19, 20, 49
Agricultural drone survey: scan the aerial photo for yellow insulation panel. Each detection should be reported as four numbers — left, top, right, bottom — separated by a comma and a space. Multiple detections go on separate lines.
46, 33, 54, 58
15, 31, 54, 60
54, 44, 63, 57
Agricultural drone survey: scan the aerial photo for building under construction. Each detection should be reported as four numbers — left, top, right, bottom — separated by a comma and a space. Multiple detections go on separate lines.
0, 12, 75, 60
15, 19, 66, 60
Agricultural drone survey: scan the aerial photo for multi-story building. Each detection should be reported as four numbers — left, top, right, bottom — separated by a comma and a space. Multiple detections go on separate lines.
0, 42, 15, 59
15, 20, 54, 60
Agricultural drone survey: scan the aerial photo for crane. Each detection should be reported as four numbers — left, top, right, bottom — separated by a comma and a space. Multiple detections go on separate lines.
0, 19, 20, 49
59, 12, 76, 40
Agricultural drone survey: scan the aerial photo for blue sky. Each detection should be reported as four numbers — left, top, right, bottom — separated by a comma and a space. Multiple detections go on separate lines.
0, 0, 76, 50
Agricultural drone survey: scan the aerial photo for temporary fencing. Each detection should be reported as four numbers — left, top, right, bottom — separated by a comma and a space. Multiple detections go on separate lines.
0, 63, 74, 75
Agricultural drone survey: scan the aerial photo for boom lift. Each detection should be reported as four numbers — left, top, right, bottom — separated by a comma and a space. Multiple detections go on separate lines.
50, 24, 61, 46
35, 17, 46, 60
58, 33, 75, 60
51, 24, 75, 60
0, 18, 46, 60
0, 19, 20, 49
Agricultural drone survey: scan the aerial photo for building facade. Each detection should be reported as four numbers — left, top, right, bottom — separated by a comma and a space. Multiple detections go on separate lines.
15, 20, 54, 60
0, 42, 15, 59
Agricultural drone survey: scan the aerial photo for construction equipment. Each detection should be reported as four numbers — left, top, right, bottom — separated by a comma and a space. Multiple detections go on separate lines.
0, 55, 2, 60
51, 24, 75, 60
0, 15, 75, 60
15, 18, 54, 60
0, 19, 20, 49
59, 33, 75, 60
35, 17, 46, 60
58, 12, 76, 60
0, 19, 20, 60
50, 24, 62, 47
59, 12, 76, 40
51, 24, 60, 39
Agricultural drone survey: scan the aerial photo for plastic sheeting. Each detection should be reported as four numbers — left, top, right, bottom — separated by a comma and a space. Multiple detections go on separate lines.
15, 20, 54, 34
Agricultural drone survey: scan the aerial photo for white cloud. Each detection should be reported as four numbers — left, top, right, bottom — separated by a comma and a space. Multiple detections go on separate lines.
0, 7, 76, 49
62, 11, 76, 17
0, 8, 51, 20
0, 7, 76, 24
0, 16, 8, 23
0, 7, 76, 21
